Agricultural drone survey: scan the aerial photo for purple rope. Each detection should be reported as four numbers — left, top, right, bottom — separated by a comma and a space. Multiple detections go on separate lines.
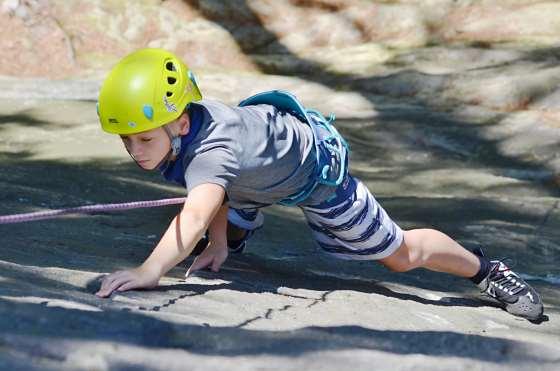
0, 197, 187, 225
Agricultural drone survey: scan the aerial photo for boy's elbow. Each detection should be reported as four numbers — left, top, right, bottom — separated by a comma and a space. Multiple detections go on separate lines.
178, 210, 209, 237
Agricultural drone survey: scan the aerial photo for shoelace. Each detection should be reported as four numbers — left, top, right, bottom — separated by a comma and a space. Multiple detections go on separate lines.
488, 261, 526, 296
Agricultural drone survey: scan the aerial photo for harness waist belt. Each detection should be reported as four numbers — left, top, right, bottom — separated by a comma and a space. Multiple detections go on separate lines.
238, 90, 349, 206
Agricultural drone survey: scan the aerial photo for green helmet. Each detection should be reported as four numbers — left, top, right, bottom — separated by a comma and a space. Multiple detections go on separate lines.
97, 48, 202, 135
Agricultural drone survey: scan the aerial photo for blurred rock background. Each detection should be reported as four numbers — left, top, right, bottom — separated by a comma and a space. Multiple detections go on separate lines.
3, 0, 559, 184
2, 0, 560, 110
1, 0, 560, 76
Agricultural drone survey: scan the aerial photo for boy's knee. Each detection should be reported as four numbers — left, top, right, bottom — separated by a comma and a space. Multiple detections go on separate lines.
379, 241, 415, 273
379, 233, 424, 273
381, 257, 411, 273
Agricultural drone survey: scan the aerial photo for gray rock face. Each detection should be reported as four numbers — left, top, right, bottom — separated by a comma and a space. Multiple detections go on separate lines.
1, 73, 559, 370
1, 1, 559, 370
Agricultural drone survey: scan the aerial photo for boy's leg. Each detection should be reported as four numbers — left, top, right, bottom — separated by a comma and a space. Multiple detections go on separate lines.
303, 175, 543, 320
378, 229, 480, 276
226, 208, 264, 253
302, 175, 405, 260
190, 208, 263, 255
381, 229, 543, 320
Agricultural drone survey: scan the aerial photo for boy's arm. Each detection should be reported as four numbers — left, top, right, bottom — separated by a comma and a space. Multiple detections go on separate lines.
208, 203, 228, 247
96, 183, 225, 297
142, 183, 226, 275
185, 203, 229, 277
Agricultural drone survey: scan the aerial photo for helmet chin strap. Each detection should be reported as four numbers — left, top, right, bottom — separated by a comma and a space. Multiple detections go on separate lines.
163, 125, 182, 159
152, 125, 181, 169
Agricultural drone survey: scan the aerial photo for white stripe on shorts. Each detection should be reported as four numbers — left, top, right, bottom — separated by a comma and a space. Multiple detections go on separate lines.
301, 176, 403, 260
227, 208, 264, 230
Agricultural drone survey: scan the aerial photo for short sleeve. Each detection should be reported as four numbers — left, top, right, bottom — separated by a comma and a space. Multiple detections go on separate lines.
184, 146, 239, 193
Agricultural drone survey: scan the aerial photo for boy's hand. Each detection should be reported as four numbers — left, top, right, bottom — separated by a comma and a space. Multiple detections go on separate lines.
185, 242, 228, 277
96, 264, 160, 298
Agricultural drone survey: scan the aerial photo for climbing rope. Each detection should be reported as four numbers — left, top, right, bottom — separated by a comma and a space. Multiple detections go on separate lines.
0, 197, 187, 225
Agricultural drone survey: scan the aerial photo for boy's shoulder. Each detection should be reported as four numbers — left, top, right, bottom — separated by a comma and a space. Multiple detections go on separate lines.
191, 98, 280, 127
193, 98, 231, 110
190, 99, 239, 124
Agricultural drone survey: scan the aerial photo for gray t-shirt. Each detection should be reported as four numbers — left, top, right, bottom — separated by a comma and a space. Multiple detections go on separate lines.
179, 99, 332, 209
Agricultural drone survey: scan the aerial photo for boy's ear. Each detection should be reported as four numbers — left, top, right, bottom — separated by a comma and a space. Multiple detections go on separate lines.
177, 112, 190, 136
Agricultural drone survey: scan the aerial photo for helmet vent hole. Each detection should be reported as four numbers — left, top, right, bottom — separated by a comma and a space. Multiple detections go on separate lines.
167, 76, 177, 85
166, 91, 173, 97
165, 61, 176, 71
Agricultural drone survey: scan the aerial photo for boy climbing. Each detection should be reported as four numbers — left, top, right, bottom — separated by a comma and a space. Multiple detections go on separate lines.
95, 48, 543, 321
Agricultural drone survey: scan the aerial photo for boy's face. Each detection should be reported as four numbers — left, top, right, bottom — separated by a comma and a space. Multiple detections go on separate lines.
120, 113, 190, 170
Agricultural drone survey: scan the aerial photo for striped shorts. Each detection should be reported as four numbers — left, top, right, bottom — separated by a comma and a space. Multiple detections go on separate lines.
227, 174, 404, 260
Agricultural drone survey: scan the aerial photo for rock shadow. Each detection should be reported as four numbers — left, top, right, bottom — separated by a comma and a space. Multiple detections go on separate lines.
0, 298, 554, 364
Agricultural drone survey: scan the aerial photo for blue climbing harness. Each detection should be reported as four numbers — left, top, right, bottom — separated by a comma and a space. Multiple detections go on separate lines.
238, 90, 349, 206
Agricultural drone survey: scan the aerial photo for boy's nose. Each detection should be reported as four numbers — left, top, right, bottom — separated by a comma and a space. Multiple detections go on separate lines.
125, 141, 143, 158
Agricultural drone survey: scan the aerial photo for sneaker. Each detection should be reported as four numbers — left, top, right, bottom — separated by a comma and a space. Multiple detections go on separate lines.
474, 249, 543, 320
227, 208, 263, 254
228, 229, 255, 254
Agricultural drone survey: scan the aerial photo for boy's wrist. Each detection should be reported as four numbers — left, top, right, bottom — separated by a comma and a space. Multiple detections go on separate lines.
140, 260, 166, 279
209, 240, 228, 250
208, 233, 227, 248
